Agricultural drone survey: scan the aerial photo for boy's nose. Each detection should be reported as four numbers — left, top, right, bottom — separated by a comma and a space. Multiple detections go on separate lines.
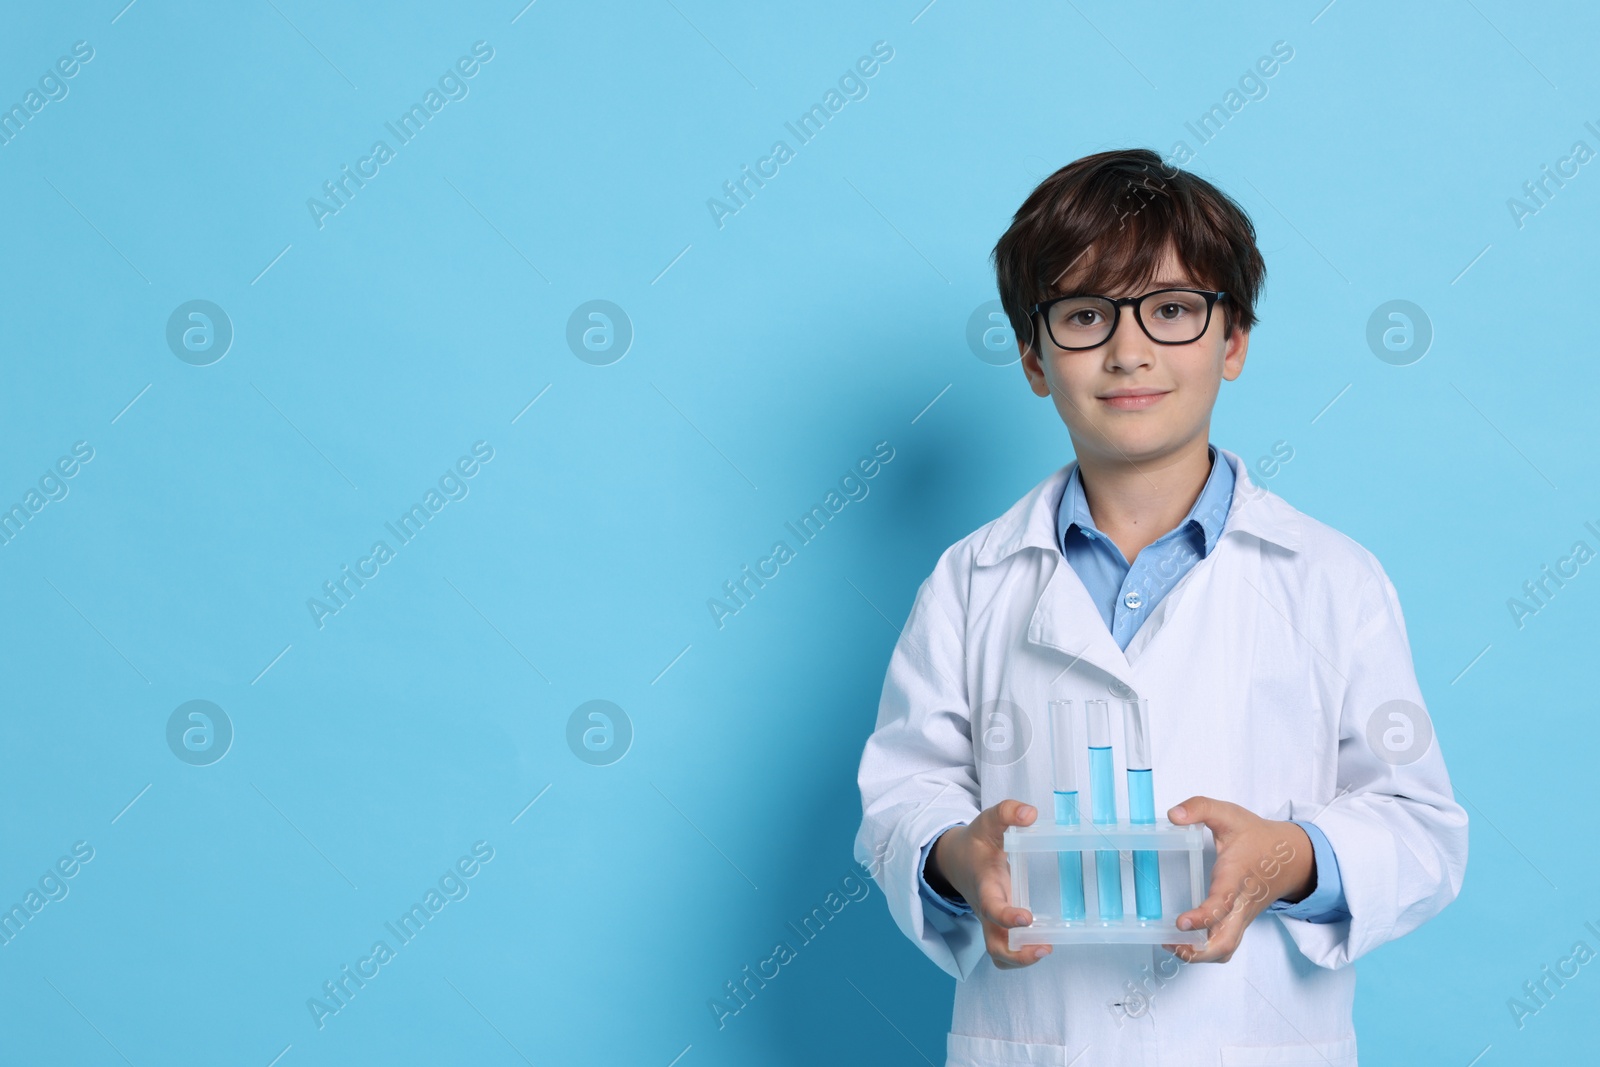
1102, 319, 1156, 372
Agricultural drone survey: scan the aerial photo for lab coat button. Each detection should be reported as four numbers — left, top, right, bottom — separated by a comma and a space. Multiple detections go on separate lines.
1108, 680, 1135, 699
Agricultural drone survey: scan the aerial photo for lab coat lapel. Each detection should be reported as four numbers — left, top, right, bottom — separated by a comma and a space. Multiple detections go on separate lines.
974, 459, 1134, 687
1120, 448, 1304, 665
1121, 554, 1207, 667
1026, 551, 1134, 686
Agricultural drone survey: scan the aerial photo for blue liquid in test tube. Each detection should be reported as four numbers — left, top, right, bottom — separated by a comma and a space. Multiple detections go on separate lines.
1048, 699, 1085, 921
1124, 698, 1162, 920
1085, 700, 1122, 921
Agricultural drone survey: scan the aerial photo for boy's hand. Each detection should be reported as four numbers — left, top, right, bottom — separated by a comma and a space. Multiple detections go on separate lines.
1163, 795, 1315, 963
928, 799, 1052, 969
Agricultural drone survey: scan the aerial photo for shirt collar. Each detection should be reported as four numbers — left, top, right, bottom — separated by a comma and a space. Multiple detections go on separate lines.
1056, 444, 1234, 558
1188, 444, 1237, 555
977, 445, 1296, 568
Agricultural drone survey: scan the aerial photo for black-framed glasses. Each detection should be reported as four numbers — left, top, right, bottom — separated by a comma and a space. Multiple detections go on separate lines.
1029, 288, 1227, 351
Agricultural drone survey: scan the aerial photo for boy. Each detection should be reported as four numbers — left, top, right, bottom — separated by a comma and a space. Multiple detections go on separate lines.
853, 148, 1466, 1066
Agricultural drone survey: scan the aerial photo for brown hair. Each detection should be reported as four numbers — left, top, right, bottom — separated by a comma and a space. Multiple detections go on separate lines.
991, 148, 1266, 350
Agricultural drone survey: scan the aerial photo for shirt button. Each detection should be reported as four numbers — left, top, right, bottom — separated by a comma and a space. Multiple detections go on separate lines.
1124, 592, 1143, 610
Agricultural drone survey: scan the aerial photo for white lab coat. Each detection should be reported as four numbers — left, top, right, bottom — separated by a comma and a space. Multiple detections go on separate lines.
854, 448, 1467, 1067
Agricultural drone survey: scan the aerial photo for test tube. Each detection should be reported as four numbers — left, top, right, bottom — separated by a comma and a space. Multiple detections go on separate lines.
1048, 699, 1086, 921
1123, 698, 1162, 920
1085, 699, 1123, 921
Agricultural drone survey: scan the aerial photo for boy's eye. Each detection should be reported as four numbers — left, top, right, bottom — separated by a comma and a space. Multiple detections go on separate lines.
1151, 302, 1188, 321
1067, 309, 1103, 327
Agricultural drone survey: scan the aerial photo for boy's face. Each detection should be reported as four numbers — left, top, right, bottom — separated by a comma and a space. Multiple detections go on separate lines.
1019, 243, 1249, 468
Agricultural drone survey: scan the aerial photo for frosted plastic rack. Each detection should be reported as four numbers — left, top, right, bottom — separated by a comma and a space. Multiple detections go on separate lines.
1003, 818, 1209, 948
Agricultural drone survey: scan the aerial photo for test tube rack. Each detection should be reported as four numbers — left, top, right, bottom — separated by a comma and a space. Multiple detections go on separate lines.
1004, 820, 1209, 948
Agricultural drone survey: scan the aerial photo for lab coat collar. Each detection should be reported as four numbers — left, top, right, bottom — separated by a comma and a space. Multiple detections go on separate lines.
987, 447, 1303, 686
974, 445, 1302, 569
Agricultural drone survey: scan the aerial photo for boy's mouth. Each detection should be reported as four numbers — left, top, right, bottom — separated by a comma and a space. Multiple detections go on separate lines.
1098, 389, 1169, 410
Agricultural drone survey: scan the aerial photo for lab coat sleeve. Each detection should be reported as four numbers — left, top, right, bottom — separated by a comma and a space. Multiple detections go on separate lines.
1267, 820, 1349, 923
1277, 564, 1469, 969
919, 826, 976, 916
853, 548, 988, 981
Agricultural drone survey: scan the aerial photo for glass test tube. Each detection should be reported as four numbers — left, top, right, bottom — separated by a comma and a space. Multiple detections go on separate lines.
1085, 699, 1123, 921
1123, 698, 1162, 921
1048, 699, 1086, 921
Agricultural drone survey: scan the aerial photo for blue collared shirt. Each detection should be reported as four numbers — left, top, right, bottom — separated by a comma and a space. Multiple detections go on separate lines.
918, 445, 1350, 925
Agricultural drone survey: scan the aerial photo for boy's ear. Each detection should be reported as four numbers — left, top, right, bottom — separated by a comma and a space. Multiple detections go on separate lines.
1222, 326, 1250, 382
1017, 314, 1051, 397
1020, 340, 1051, 397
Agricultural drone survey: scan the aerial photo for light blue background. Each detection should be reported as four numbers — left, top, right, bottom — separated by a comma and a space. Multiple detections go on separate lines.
0, 1, 1595, 1063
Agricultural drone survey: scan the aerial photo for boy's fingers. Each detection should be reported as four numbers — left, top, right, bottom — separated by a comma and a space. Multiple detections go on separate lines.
1167, 795, 1244, 836
987, 928, 1052, 969
1171, 854, 1265, 963
1166, 895, 1244, 963
975, 798, 1037, 846
1172, 913, 1242, 963
976, 869, 1031, 931
970, 802, 1047, 968
972, 863, 1049, 972
1174, 862, 1248, 933
979, 884, 1050, 969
